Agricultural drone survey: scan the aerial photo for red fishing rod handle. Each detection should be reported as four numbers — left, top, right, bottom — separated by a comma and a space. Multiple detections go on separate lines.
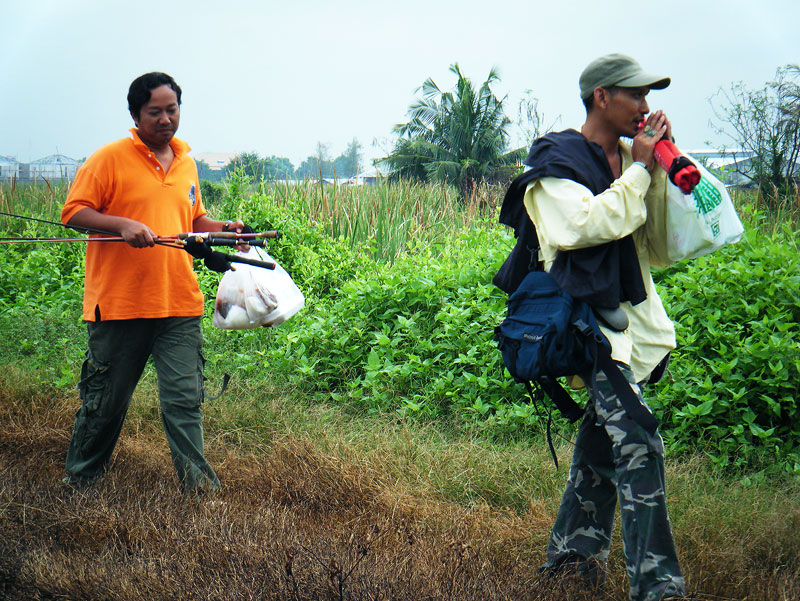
654, 139, 701, 195
637, 122, 701, 194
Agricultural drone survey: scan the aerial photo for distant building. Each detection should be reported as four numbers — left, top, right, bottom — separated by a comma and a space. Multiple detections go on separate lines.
0, 155, 18, 181
342, 167, 382, 186
287, 169, 384, 187
0, 153, 83, 182
28, 154, 82, 181
686, 148, 800, 187
194, 152, 237, 171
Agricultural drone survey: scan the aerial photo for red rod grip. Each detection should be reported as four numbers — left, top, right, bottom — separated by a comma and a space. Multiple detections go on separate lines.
637, 122, 701, 194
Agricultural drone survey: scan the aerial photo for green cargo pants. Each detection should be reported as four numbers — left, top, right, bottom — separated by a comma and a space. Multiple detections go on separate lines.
64, 316, 219, 492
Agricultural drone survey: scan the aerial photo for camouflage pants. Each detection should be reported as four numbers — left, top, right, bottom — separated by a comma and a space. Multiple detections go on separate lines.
542, 364, 685, 601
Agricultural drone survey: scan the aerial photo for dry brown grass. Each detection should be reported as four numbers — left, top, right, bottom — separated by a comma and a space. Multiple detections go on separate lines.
1, 379, 798, 601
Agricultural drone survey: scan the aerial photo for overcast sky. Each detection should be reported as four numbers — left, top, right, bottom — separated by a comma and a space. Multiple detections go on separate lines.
2, 0, 798, 169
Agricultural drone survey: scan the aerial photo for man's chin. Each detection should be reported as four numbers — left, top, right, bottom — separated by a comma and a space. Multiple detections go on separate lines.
138, 130, 175, 149
622, 122, 640, 139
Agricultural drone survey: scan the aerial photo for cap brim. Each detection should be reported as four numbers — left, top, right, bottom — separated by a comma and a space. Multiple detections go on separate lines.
615, 73, 671, 90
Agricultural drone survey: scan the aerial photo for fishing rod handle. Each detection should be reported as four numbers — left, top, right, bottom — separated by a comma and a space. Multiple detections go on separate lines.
197, 238, 267, 248
227, 254, 276, 270
177, 231, 280, 241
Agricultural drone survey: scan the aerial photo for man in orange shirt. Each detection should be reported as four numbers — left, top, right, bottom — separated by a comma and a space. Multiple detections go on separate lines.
61, 72, 242, 493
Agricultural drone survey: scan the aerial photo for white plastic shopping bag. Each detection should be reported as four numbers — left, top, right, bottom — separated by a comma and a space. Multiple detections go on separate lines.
665, 157, 744, 261
213, 247, 304, 329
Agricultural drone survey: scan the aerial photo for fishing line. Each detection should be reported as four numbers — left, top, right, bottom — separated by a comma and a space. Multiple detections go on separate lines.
0, 210, 119, 237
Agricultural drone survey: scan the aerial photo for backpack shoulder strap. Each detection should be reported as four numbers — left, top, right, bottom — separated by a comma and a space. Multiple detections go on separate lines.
573, 319, 660, 434
594, 348, 660, 434
523, 380, 569, 470
537, 376, 583, 422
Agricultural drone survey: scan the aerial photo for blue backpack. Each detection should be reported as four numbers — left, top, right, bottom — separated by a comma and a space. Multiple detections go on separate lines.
496, 271, 606, 381
494, 270, 658, 466
494, 270, 607, 421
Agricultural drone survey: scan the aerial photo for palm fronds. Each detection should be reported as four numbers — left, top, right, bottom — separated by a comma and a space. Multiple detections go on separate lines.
379, 63, 524, 197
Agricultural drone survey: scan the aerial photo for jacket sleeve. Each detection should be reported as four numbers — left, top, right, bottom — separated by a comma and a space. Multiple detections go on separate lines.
523, 163, 652, 255
641, 167, 674, 268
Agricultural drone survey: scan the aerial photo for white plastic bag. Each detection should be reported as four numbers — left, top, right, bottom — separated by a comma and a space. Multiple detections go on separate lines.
212, 247, 304, 329
665, 157, 744, 261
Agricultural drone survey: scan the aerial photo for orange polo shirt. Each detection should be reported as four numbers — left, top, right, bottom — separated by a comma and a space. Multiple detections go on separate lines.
62, 129, 207, 321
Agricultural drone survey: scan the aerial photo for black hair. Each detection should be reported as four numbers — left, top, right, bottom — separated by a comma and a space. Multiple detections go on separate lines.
127, 72, 182, 120
582, 86, 619, 113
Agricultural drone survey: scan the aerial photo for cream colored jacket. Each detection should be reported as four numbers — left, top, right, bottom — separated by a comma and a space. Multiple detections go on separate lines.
523, 140, 676, 384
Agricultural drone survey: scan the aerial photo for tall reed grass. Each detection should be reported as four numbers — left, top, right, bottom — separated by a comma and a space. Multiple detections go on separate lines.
0, 180, 70, 232
2, 178, 797, 257
731, 183, 800, 230
222, 176, 506, 262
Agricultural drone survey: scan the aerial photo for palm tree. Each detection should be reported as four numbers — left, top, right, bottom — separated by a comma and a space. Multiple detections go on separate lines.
379, 63, 524, 197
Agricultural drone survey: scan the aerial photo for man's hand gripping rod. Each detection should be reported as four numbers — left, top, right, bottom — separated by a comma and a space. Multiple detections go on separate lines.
179, 231, 280, 271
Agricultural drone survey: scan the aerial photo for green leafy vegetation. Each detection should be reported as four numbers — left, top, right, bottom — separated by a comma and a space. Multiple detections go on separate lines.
224, 150, 296, 180
652, 210, 800, 472
1, 180, 798, 476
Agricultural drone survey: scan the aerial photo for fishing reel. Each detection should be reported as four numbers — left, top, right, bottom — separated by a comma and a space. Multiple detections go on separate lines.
180, 229, 280, 272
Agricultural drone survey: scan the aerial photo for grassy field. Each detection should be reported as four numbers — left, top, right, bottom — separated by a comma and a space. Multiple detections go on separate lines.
2, 371, 798, 601
0, 178, 798, 600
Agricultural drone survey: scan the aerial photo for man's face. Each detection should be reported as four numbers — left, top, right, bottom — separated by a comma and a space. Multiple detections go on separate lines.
132, 84, 180, 149
604, 86, 650, 138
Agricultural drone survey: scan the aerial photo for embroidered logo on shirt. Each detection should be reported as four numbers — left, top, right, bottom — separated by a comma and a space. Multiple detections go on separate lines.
189, 184, 196, 206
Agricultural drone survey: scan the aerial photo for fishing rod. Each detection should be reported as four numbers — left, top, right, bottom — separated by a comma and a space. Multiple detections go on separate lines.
0, 210, 280, 243
0, 233, 278, 246
0, 236, 129, 244
0, 210, 120, 237
0, 210, 278, 270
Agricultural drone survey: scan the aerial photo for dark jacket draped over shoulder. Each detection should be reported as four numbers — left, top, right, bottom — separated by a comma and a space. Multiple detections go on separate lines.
493, 129, 646, 309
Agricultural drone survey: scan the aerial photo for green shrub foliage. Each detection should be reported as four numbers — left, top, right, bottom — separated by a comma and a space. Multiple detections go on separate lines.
1, 183, 798, 473
653, 218, 799, 471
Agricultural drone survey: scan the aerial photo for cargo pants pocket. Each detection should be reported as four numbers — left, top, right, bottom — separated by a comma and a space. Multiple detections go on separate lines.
77, 350, 111, 414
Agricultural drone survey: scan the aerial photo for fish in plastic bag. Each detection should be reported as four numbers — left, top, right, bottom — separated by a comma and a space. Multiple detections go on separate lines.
212, 247, 304, 329
665, 157, 744, 261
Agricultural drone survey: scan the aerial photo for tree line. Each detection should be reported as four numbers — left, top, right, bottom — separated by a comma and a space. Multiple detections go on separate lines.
199, 62, 800, 200
377, 61, 799, 199
197, 139, 364, 183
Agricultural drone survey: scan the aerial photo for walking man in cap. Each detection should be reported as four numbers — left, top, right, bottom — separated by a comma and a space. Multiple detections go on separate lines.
496, 54, 687, 600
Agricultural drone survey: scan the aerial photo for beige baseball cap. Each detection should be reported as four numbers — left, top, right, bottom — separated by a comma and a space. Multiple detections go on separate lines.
579, 53, 670, 99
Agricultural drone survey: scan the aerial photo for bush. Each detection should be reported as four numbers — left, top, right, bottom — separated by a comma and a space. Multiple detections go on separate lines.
1, 180, 798, 473
200, 180, 226, 206
652, 215, 800, 472
262, 228, 516, 420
